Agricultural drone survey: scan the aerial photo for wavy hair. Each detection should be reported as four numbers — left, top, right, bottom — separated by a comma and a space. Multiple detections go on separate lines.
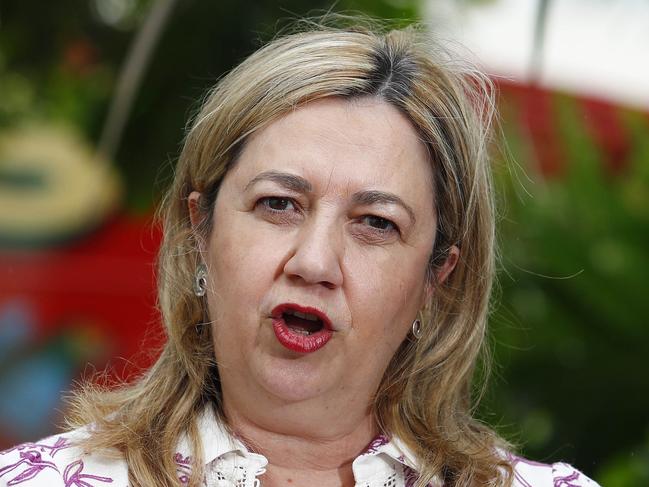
68, 18, 513, 487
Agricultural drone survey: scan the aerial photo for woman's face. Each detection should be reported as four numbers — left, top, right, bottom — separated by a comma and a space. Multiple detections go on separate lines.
192, 97, 455, 418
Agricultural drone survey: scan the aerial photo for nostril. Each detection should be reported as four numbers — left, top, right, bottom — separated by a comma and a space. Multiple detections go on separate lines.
283, 255, 343, 288
286, 272, 337, 289
282, 226, 344, 287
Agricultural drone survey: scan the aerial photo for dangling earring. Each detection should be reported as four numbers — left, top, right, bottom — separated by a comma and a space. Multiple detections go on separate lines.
193, 263, 208, 297
411, 319, 422, 339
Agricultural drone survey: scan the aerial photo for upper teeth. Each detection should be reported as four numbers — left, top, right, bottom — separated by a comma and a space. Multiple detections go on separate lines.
290, 310, 319, 321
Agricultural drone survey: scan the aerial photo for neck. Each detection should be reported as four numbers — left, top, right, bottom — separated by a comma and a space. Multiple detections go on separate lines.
224, 400, 377, 487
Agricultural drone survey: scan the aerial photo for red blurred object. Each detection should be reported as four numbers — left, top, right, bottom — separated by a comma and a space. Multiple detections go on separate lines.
503, 81, 566, 178
0, 213, 163, 377
497, 80, 640, 179
581, 98, 631, 176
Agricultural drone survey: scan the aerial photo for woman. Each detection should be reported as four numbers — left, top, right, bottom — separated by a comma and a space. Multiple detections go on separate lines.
0, 20, 600, 487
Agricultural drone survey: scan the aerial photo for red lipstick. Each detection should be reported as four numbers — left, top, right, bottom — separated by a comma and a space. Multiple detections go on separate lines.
271, 303, 333, 353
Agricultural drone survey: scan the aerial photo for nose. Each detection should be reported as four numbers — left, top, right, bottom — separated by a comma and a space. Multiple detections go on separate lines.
283, 215, 344, 289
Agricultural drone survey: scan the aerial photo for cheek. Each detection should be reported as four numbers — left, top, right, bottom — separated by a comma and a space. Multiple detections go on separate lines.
209, 211, 268, 283
206, 226, 281, 367
345, 247, 428, 344
205, 218, 286, 323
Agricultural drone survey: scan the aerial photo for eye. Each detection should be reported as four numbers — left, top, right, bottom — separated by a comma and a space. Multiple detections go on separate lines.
361, 215, 399, 233
258, 196, 296, 212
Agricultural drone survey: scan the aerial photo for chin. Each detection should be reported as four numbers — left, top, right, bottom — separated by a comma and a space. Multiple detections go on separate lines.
252, 352, 340, 404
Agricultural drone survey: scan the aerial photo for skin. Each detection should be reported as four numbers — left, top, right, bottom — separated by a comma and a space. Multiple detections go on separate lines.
189, 97, 458, 487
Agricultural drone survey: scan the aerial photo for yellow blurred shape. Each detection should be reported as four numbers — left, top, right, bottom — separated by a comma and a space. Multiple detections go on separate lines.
0, 125, 122, 247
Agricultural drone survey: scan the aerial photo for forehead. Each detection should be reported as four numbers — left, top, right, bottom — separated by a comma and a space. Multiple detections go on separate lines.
228, 97, 434, 205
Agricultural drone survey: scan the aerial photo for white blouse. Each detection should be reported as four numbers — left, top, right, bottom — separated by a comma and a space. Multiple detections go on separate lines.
0, 408, 601, 487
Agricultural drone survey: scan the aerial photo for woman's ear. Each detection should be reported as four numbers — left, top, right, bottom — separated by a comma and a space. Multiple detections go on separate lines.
424, 245, 460, 301
437, 245, 460, 285
188, 191, 208, 255
188, 191, 204, 230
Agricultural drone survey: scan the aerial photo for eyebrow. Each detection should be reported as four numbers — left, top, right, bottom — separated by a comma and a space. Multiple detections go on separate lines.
245, 170, 416, 225
352, 190, 416, 226
244, 170, 312, 193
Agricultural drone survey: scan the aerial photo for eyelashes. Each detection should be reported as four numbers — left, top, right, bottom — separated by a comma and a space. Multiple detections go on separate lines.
255, 197, 298, 225
254, 196, 401, 237
258, 196, 296, 212
359, 215, 398, 233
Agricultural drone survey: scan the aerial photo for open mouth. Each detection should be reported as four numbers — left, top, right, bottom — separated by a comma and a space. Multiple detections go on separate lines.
282, 309, 325, 335
271, 303, 333, 353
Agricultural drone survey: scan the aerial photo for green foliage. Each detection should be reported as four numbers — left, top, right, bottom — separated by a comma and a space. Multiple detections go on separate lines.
597, 432, 649, 487
482, 92, 649, 483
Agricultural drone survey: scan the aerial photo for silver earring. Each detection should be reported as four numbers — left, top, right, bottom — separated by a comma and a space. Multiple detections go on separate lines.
411, 319, 422, 339
193, 263, 207, 297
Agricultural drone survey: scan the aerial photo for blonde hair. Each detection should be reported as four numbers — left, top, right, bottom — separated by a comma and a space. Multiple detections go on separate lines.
68, 18, 512, 487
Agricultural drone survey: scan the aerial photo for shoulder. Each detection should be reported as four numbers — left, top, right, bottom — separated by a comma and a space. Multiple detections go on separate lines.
0, 428, 127, 487
509, 454, 601, 487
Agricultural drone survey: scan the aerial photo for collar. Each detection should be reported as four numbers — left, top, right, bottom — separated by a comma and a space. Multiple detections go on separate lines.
177, 406, 425, 483
176, 406, 267, 470
351, 434, 424, 484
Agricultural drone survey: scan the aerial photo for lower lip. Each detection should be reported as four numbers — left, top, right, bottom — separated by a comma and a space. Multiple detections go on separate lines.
272, 317, 333, 353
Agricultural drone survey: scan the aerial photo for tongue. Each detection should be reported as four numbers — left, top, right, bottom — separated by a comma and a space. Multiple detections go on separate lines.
284, 314, 323, 334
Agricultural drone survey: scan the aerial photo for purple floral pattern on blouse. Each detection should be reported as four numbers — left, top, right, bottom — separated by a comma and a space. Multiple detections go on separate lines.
0, 427, 601, 486
361, 435, 390, 455
507, 453, 597, 487
403, 464, 419, 487
0, 437, 74, 485
553, 468, 583, 487
510, 455, 547, 487
62, 460, 112, 487
173, 452, 192, 486
0, 436, 113, 486
362, 435, 390, 455
0, 436, 196, 486
0, 449, 58, 486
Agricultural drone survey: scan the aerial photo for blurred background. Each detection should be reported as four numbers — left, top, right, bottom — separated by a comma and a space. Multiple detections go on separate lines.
0, 0, 647, 485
